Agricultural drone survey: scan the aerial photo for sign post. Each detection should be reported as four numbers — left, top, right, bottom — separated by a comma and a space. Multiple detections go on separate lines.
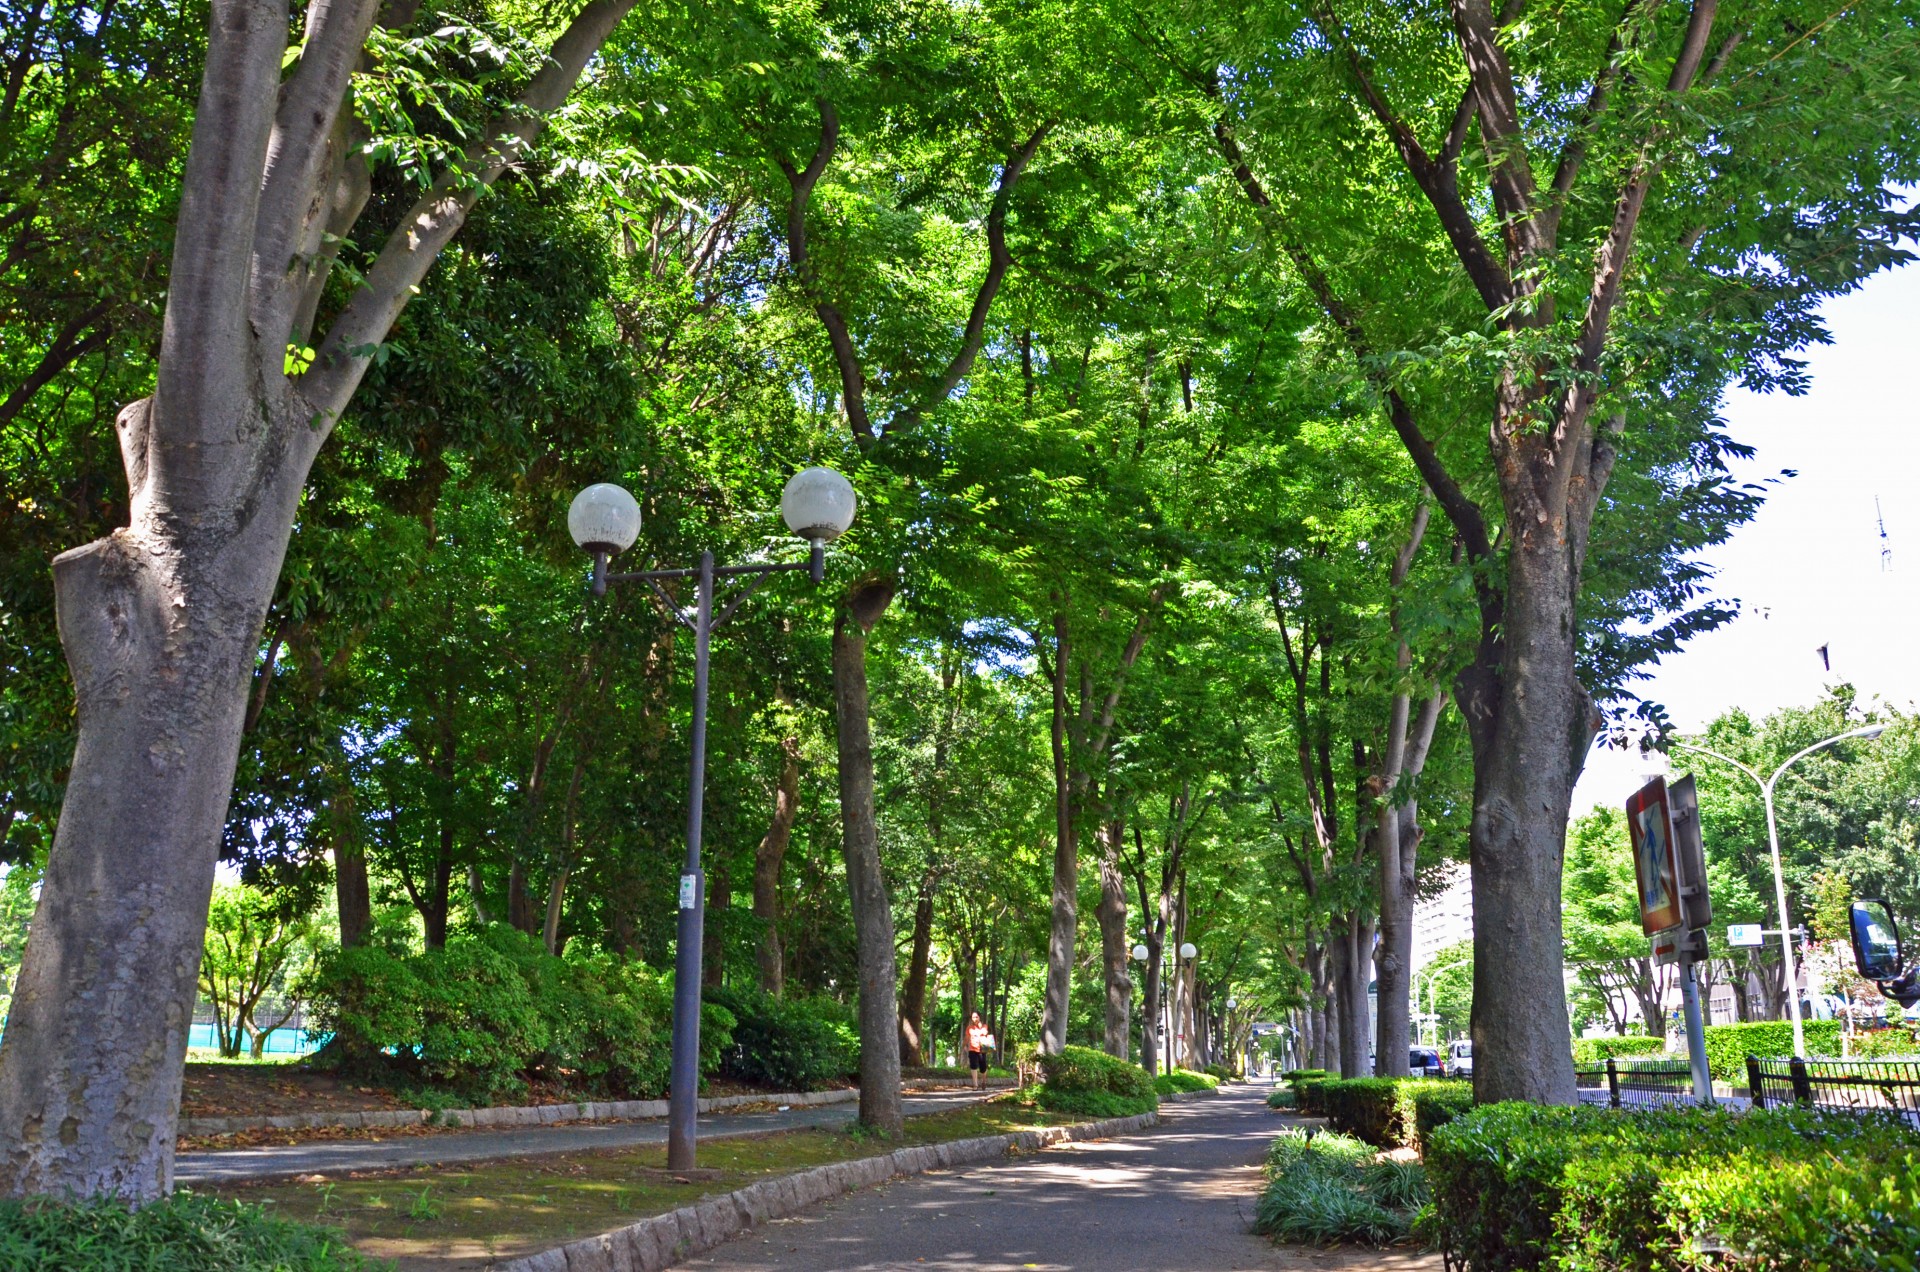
1627, 774, 1716, 1106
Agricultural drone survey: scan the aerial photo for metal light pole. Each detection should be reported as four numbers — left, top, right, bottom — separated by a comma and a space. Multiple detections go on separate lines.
1671, 723, 1884, 1057
1416, 957, 1470, 1048
567, 468, 856, 1170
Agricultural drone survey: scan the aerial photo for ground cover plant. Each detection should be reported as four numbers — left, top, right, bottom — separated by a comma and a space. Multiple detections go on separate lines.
1424, 1101, 1920, 1271
1253, 1128, 1426, 1247
0, 1193, 387, 1271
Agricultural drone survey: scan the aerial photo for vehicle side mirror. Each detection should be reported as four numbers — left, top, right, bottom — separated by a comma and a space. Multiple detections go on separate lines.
1850, 898, 1904, 981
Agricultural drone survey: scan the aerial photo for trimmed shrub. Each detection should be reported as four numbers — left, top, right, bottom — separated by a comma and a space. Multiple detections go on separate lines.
305, 927, 721, 1100
1311, 1077, 1472, 1149
1850, 1025, 1920, 1059
1266, 1087, 1296, 1109
1292, 1073, 1332, 1115
1033, 1045, 1156, 1117
1424, 1100, 1920, 1272
1699, 1019, 1843, 1083
706, 985, 858, 1091
0, 1193, 388, 1270
1154, 1068, 1221, 1096
1202, 1062, 1236, 1082
1254, 1127, 1421, 1246
1570, 1035, 1664, 1065
1409, 1083, 1475, 1147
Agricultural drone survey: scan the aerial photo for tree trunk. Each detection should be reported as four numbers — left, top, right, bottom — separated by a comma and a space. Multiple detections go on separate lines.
1041, 610, 1075, 1055
507, 860, 539, 935
1139, 937, 1164, 1076
833, 591, 902, 1133
334, 839, 372, 949
1097, 819, 1130, 1059
703, 862, 730, 989
1464, 544, 1584, 1105
753, 724, 801, 995
897, 868, 936, 1067
0, 458, 304, 1199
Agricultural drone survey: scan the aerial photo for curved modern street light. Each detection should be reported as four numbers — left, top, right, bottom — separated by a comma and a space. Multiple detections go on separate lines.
1670, 722, 1884, 1057
569, 466, 855, 1169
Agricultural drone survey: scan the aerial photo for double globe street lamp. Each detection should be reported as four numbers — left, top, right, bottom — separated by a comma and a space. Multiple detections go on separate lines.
568, 466, 857, 1169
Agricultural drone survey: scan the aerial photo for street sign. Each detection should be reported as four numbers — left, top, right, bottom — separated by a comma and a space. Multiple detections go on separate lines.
1627, 777, 1686, 935
1652, 925, 1707, 967
1667, 775, 1713, 931
1728, 923, 1764, 947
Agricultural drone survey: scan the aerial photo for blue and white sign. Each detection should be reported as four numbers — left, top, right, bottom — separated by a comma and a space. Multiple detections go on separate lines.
1727, 923, 1763, 947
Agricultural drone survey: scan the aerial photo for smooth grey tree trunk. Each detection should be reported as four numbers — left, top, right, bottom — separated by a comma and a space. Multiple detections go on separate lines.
0, 0, 643, 1201
898, 869, 936, 1067
1041, 611, 1075, 1054
833, 594, 902, 1133
1096, 819, 1131, 1058
753, 727, 800, 995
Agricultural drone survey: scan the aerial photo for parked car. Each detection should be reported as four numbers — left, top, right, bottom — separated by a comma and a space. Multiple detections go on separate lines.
1410, 1047, 1444, 1077
1445, 1040, 1473, 1079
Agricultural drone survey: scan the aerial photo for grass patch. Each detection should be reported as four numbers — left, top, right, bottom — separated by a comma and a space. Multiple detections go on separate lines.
1153, 1069, 1220, 1096
212, 1093, 1090, 1266
1253, 1127, 1424, 1248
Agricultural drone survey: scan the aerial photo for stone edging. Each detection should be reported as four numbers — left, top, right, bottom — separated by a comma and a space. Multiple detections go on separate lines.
178, 1078, 1016, 1138
495, 1109, 1159, 1272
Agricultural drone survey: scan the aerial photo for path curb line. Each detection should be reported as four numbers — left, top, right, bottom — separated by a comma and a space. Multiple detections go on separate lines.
178, 1079, 1015, 1138
494, 1109, 1160, 1272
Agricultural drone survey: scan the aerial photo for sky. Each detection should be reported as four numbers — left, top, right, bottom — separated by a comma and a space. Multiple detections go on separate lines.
1572, 261, 1920, 815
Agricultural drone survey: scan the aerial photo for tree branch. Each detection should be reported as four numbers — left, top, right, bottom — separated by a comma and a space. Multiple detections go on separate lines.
305, 0, 642, 427
890, 121, 1053, 435
777, 100, 873, 445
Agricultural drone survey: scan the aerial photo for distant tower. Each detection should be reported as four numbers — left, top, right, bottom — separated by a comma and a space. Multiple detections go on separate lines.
1878, 496, 1892, 572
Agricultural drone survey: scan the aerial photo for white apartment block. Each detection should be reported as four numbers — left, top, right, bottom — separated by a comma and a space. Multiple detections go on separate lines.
1411, 861, 1473, 975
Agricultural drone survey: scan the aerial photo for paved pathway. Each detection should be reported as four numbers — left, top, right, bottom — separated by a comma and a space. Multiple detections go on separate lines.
176, 1089, 995, 1186
682, 1084, 1441, 1272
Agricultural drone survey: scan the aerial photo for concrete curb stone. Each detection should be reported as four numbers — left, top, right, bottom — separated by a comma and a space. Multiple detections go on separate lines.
487, 1109, 1163, 1272
177, 1084, 889, 1138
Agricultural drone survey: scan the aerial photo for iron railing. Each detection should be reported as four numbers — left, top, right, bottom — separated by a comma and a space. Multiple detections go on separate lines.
1575, 1057, 1697, 1107
1746, 1056, 1920, 1120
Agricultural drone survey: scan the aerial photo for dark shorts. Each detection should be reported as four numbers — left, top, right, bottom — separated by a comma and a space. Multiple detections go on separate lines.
967, 1049, 987, 1072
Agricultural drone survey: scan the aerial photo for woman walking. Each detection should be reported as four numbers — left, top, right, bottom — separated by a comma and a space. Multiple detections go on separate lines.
965, 1012, 992, 1089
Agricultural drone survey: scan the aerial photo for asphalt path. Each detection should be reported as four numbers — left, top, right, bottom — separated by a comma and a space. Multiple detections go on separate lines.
681, 1083, 1442, 1272
175, 1089, 995, 1186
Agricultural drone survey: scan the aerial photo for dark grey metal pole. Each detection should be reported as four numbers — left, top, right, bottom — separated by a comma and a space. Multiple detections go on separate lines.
667, 549, 715, 1170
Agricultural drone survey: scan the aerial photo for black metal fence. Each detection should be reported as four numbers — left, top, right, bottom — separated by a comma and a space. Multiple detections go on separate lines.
1574, 1057, 1697, 1107
1746, 1056, 1920, 1119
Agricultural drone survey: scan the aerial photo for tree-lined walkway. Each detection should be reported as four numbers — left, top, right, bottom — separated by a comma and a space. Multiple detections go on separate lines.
683, 1084, 1441, 1272
174, 1089, 995, 1185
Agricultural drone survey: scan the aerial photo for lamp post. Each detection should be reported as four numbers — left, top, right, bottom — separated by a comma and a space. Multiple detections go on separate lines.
1415, 957, 1470, 1047
1670, 723, 1884, 1057
568, 467, 856, 1169
1130, 941, 1153, 1072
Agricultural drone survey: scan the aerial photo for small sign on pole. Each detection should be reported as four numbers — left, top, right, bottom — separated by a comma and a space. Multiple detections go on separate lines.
1728, 923, 1763, 947
1627, 777, 1686, 935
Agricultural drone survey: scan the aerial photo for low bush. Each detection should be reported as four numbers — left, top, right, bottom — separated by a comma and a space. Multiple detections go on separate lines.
1202, 1062, 1237, 1082
1290, 1072, 1332, 1115
1310, 1076, 1472, 1149
1569, 1035, 1664, 1066
305, 926, 731, 1101
706, 985, 858, 1091
1850, 1025, 1920, 1059
1409, 1083, 1475, 1147
1424, 1101, 1920, 1272
1253, 1127, 1421, 1246
1154, 1068, 1221, 1096
0, 1193, 388, 1270
1032, 1045, 1156, 1117
1266, 1087, 1296, 1109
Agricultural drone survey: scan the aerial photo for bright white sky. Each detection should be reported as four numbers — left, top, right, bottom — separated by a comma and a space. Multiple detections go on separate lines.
1573, 261, 1920, 815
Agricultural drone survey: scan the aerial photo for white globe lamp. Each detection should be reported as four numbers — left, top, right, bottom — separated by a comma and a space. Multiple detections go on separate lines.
568, 483, 642, 554
780, 467, 857, 543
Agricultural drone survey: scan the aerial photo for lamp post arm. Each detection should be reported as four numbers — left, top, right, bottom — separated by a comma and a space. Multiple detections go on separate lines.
1768, 726, 1881, 794
1669, 741, 1763, 792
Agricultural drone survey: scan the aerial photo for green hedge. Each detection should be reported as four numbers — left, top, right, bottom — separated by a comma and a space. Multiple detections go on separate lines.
1699, 1020, 1843, 1084
1570, 1035, 1664, 1065
1409, 1083, 1476, 1147
705, 985, 858, 1091
1034, 1045, 1156, 1118
1308, 1077, 1472, 1149
1202, 1062, 1236, 1082
1154, 1068, 1221, 1096
306, 926, 734, 1100
1424, 1101, 1920, 1272
1289, 1071, 1332, 1115
0, 1194, 388, 1271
